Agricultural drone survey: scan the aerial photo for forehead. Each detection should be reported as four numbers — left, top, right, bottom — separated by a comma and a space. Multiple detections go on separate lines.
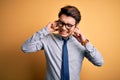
59, 14, 76, 25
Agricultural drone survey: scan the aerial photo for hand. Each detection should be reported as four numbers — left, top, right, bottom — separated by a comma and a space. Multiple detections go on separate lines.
47, 21, 59, 33
73, 26, 87, 43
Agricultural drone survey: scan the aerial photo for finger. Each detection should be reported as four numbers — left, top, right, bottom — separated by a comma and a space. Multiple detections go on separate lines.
75, 25, 79, 29
73, 28, 79, 35
54, 27, 59, 31
47, 22, 53, 28
51, 23, 56, 29
73, 34, 77, 38
53, 21, 59, 28
73, 32, 77, 37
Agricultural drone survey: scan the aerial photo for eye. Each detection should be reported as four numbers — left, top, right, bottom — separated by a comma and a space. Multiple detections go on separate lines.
57, 21, 63, 26
67, 24, 73, 27
59, 21, 65, 26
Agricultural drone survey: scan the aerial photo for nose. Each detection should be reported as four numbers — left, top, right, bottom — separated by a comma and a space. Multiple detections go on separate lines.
61, 25, 66, 30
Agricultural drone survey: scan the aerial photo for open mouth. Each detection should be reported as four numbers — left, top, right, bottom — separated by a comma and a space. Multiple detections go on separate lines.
59, 30, 68, 35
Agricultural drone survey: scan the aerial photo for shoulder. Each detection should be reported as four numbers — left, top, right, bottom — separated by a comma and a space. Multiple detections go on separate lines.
41, 33, 60, 42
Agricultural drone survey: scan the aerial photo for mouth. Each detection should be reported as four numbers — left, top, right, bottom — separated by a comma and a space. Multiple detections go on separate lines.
59, 30, 68, 34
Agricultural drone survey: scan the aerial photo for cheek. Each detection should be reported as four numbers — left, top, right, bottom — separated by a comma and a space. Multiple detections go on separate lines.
69, 28, 75, 33
66, 30, 74, 36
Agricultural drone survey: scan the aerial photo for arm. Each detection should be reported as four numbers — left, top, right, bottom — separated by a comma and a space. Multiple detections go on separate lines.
21, 21, 58, 53
73, 26, 104, 66
84, 42, 104, 66
21, 27, 50, 53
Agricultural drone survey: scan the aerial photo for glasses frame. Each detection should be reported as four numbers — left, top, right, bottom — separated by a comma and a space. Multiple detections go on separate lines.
56, 20, 76, 30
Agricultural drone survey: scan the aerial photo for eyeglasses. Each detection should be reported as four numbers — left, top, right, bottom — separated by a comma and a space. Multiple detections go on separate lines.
56, 20, 76, 30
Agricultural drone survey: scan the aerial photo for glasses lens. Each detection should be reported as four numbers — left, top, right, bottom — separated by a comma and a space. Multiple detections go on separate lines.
57, 20, 75, 29
66, 24, 73, 29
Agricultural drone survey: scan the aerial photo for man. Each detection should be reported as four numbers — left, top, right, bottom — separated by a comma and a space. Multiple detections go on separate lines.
22, 5, 104, 80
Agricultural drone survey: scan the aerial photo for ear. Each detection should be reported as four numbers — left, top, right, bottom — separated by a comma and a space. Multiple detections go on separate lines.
75, 23, 79, 28
74, 24, 79, 30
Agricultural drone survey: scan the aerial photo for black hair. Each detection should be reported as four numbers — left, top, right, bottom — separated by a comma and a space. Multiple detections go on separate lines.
58, 5, 81, 24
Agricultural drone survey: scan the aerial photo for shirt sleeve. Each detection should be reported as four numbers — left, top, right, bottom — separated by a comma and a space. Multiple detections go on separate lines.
21, 27, 50, 53
84, 42, 104, 66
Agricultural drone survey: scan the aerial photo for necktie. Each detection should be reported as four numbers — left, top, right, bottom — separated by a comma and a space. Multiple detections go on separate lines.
61, 38, 69, 80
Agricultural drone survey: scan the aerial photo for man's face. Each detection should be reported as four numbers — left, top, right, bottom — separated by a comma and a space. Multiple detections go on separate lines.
58, 14, 76, 38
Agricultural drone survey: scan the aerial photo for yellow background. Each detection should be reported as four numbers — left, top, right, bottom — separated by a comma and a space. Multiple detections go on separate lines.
0, 0, 120, 80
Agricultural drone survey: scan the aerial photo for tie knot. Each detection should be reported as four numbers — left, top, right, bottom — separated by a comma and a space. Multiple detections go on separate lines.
62, 38, 69, 43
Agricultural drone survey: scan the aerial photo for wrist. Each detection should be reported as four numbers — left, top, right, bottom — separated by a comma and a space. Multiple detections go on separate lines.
81, 39, 89, 46
47, 26, 53, 33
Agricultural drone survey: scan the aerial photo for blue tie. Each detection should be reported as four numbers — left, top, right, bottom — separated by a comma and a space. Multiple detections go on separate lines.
61, 38, 69, 80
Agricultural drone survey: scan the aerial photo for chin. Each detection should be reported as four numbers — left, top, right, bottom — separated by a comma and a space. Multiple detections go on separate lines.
59, 31, 71, 38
